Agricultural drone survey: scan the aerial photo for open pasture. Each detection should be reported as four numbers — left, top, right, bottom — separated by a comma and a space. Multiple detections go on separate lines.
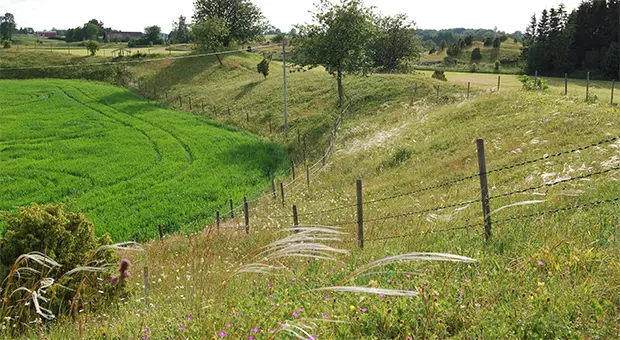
0, 79, 289, 240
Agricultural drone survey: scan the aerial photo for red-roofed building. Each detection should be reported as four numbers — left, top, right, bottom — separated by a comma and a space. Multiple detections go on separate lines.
36, 31, 57, 37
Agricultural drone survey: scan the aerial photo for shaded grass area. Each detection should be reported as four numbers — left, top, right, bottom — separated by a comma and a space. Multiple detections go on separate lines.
0, 79, 289, 241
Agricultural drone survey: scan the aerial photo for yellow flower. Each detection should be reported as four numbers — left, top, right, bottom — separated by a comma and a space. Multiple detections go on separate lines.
349, 305, 356, 312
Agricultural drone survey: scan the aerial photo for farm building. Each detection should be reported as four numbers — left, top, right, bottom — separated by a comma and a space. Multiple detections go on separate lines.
36, 31, 57, 37
107, 31, 143, 42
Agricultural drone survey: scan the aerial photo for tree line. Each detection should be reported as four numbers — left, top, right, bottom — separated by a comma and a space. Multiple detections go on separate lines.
522, 0, 619, 79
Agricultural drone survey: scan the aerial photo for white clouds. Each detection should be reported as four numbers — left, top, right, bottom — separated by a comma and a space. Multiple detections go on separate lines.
4, 0, 583, 34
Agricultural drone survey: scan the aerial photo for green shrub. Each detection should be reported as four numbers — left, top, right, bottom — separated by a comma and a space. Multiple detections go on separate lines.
494, 60, 501, 73
471, 48, 482, 61
257, 58, 270, 78
384, 147, 413, 168
2, 40, 11, 49
470, 63, 479, 73
84, 40, 100, 56
519, 75, 549, 91
432, 70, 447, 81
0, 203, 128, 331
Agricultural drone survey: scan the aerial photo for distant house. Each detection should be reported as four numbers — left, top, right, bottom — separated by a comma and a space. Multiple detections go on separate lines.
36, 31, 57, 38
107, 31, 143, 42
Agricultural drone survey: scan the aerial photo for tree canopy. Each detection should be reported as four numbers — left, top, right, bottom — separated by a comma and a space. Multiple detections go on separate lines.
523, 0, 619, 79
294, 0, 376, 105
370, 14, 421, 72
170, 15, 191, 44
0, 13, 16, 41
193, 0, 268, 45
191, 18, 229, 65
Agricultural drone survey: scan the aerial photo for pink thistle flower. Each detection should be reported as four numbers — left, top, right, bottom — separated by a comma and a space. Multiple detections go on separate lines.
188, 315, 193, 321
537, 260, 544, 266
248, 336, 255, 340
460, 290, 465, 297
142, 336, 148, 339
225, 323, 232, 328
110, 275, 119, 287
179, 325, 185, 331
463, 277, 470, 282
292, 312, 300, 318
379, 294, 385, 298
323, 295, 330, 300
329, 269, 334, 273
405, 273, 411, 278
251, 327, 261, 333
269, 329, 276, 333
323, 314, 329, 319
387, 278, 392, 283
297, 307, 304, 312
360, 307, 367, 313
218, 331, 227, 338
339, 263, 344, 267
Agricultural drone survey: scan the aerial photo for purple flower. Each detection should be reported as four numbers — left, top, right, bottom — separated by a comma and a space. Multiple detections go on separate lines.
329, 269, 334, 273
276, 322, 282, 325
142, 336, 148, 339
297, 307, 304, 312
537, 260, 544, 266
323, 313, 329, 319
269, 294, 275, 299
267, 283, 272, 288
323, 295, 329, 300
463, 277, 470, 282
460, 290, 465, 297
379, 294, 385, 298
387, 278, 392, 283
143, 327, 149, 332
110, 275, 119, 287
309, 335, 317, 339
405, 273, 411, 278
248, 336, 255, 340
179, 325, 185, 331
188, 315, 193, 321
360, 307, 367, 313
218, 331, 227, 338
269, 329, 276, 333
251, 327, 261, 333
339, 263, 344, 268
225, 323, 232, 328
292, 312, 300, 318
119, 259, 131, 279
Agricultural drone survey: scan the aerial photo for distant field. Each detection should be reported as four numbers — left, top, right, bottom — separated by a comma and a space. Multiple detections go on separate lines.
417, 70, 616, 104
0, 79, 289, 240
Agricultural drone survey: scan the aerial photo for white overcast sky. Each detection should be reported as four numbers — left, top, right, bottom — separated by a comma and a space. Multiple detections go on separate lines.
2, 0, 584, 34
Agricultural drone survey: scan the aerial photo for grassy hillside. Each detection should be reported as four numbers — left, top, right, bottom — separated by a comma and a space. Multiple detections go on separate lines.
419, 40, 522, 73
1, 52, 618, 339
0, 79, 288, 240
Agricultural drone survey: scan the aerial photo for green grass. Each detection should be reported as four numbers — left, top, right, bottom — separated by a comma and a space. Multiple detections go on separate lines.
1, 52, 618, 339
0, 79, 289, 241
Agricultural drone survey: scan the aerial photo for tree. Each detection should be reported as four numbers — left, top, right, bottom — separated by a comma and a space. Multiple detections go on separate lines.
257, 58, 270, 78
294, 0, 376, 105
193, 0, 268, 46
0, 13, 16, 41
370, 14, 421, 71
470, 47, 482, 61
85, 23, 99, 40
191, 18, 229, 65
492, 37, 501, 48
271, 32, 286, 43
170, 15, 191, 44
144, 25, 163, 45
439, 40, 447, 51
464, 35, 474, 46
483, 37, 493, 46
84, 40, 100, 56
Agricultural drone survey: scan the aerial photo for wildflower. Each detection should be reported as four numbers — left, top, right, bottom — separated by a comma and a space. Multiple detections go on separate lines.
460, 290, 465, 297
188, 316, 193, 321
323, 295, 329, 300
120, 258, 131, 279
269, 329, 276, 333
218, 331, 227, 338
387, 278, 392, 283
329, 269, 334, 273
405, 273, 411, 279
379, 294, 385, 298
292, 312, 299, 318
309, 335, 318, 340
360, 307, 367, 313
142, 336, 148, 339
226, 323, 232, 328
339, 263, 344, 268
143, 327, 149, 332
323, 313, 329, 319
537, 260, 544, 266
179, 325, 185, 331
349, 305, 355, 312
463, 277, 470, 282
251, 327, 261, 332
269, 294, 275, 299
297, 307, 304, 312
110, 275, 119, 287
248, 336, 255, 340
267, 283, 272, 288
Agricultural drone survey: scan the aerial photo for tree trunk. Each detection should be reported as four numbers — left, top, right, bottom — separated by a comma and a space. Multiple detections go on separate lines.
337, 67, 343, 106
213, 48, 223, 66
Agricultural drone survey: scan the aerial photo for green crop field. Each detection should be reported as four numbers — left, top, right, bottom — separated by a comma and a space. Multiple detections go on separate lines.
0, 79, 289, 241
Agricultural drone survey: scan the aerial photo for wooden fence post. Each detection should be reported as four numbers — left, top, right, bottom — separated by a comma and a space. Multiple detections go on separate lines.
303, 136, 307, 163
564, 73, 568, 96
179, 95, 182, 107
158, 224, 163, 241
143, 266, 149, 311
586, 72, 590, 102
269, 118, 272, 133
476, 139, 492, 241
291, 160, 296, 180
244, 197, 249, 234
270, 171, 276, 200
497, 76, 501, 91
436, 85, 440, 97
280, 182, 285, 207
229, 199, 234, 219
246, 110, 249, 123
292, 205, 299, 233
306, 163, 310, 188
356, 179, 364, 249
189, 97, 192, 110
216, 211, 220, 232
467, 82, 471, 99
611, 79, 615, 107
